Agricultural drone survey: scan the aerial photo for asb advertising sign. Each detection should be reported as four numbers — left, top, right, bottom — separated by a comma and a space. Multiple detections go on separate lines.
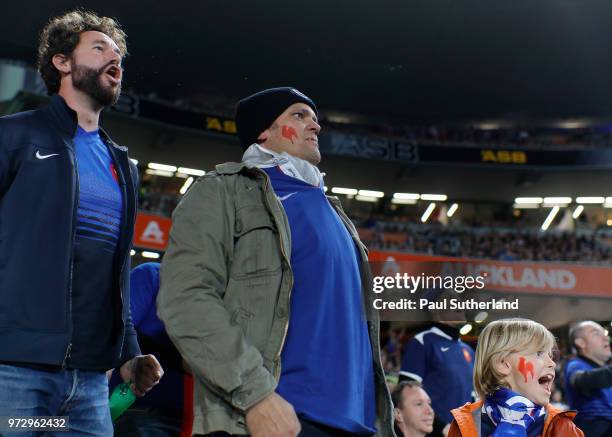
318, 131, 612, 168
11, 92, 612, 169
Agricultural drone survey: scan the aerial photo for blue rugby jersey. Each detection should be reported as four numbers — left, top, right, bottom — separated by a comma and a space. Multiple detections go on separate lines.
400, 324, 475, 424
263, 166, 376, 436
564, 356, 612, 421
68, 127, 123, 369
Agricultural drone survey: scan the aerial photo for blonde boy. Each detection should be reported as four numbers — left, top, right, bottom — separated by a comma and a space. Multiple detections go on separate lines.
448, 318, 583, 437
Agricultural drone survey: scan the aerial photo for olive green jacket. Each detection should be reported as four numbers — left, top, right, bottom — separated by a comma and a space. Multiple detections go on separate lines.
158, 162, 394, 436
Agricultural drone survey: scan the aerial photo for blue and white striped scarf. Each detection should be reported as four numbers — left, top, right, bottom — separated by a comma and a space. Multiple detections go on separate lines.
483, 388, 546, 437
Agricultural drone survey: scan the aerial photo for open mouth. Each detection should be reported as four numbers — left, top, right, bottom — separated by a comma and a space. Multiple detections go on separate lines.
538, 374, 554, 393
104, 65, 121, 83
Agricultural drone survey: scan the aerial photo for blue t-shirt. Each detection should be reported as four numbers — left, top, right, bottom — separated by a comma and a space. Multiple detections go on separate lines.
564, 357, 612, 421
69, 126, 123, 369
74, 127, 122, 248
400, 324, 475, 424
264, 166, 376, 436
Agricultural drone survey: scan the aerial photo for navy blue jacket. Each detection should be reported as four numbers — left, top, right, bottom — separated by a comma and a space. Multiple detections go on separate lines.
0, 95, 140, 369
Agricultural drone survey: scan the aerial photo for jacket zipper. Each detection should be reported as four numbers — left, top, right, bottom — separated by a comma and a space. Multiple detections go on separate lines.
258, 170, 293, 379
62, 142, 79, 368
61, 342, 72, 368
109, 142, 131, 360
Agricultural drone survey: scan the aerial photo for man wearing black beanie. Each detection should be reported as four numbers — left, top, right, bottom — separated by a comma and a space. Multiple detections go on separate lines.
159, 87, 395, 437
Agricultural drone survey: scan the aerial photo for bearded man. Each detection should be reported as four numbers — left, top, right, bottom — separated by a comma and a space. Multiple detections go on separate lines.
0, 10, 162, 436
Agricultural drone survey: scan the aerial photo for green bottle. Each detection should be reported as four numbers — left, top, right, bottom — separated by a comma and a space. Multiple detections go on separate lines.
109, 382, 136, 421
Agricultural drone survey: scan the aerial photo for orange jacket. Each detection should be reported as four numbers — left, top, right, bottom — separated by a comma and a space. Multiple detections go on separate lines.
447, 400, 584, 437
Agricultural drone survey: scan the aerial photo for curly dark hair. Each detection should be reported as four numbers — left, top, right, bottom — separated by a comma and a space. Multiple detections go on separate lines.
37, 9, 127, 95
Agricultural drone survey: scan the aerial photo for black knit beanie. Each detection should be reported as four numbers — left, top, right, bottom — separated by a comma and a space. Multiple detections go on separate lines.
235, 87, 318, 150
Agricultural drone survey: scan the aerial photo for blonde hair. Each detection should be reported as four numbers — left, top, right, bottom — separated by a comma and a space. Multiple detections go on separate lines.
474, 318, 555, 399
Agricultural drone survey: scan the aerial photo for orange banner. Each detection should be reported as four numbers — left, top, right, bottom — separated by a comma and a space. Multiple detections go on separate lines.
369, 251, 612, 298
133, 213, 172, 250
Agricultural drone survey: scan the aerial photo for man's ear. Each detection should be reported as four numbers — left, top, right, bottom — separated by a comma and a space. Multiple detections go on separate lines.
257, 129, 270, 142
257, 128, 270, 143
52, 53, 71, 75
394, 407, 403, 423
574, 337, 586, 351
493, 355, 512, 377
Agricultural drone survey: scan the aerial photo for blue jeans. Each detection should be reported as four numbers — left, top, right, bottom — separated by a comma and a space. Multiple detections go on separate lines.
0, 363, 112, 436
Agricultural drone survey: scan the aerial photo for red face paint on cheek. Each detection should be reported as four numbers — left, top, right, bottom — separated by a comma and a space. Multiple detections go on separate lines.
518, 357, 535, 383
281, 125, 298, 143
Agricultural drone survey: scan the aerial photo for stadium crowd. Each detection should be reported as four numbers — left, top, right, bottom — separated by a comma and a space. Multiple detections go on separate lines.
137, 182, 612, 264
355, 221, 611, 263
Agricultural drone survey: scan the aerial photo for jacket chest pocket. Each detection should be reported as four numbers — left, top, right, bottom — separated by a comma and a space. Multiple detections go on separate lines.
19, 145, 69, 188
231, 205, 281, 278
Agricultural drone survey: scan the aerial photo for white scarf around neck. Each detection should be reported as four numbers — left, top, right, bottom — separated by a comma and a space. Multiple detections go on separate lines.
241, 143, 325, 188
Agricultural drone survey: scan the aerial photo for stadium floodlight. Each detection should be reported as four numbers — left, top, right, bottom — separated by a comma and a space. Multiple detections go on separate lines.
513, 203, 539, 209
572, 205, 584, 219
474, 311, 488, 324
392, 198, 417, 205
557, 120, 587, 129
447, 203, 458, 217
331, 187, 358, 196
130, 250, 136, 256
178, 167, 205, 177
145, 169, 175, 177
141, 251, 161, 259
179, 177, 194, 195
420, 194, 447, 201
358, 189, 384, 198
393, 192, 420, 200
605, 197, 612, 208
130, 158, 138, 165
576, 197, 605, 204
355, 195, 379, 203
459, 324, 473, 336
543, 197, 571, 206
420, 203, 436, 223
514, 197, 543, 204
148, 162, 177, 172
477, 123, 501, 130
541, 206, 560, 231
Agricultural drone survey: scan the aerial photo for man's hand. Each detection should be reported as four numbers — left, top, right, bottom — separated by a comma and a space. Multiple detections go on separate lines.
245, 392, 301, 437
119, 354, 164, 397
